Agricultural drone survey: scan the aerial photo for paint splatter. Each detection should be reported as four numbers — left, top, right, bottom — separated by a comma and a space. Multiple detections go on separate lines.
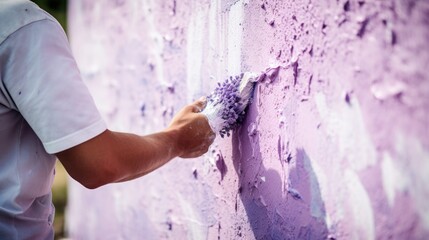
166, 219, 173, 231
390, 30, 397, 45
288, 188, 302, 200
218, 222, 222, 240
140, 104, 146, 116
216, 152, 227, 181
287, 153, 292, 163
345, 92, 351, 105
166, 84, 175, 94
307, 75, 313, 95
357, 18, 369, 38
248, 122, 257, 137
265, 66, 280, 83
276, 50, 282, 59
237, 226, 242, 237
171, 0, 176, 15
343, 1, 350, 11
292, 61, 299, 86
322, 23, 328, 34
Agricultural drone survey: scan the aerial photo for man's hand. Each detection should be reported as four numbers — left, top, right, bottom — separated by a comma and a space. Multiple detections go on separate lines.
167, 97, 216, 158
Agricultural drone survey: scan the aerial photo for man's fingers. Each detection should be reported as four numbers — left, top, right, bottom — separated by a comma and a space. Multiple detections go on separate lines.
206, 131, 216, 144
191, 96, 207, 113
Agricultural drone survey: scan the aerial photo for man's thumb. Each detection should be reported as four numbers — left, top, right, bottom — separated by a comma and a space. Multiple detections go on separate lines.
192, 96, 207, 113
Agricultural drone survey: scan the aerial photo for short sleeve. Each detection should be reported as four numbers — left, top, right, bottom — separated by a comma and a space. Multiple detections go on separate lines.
1, 19, 107, 154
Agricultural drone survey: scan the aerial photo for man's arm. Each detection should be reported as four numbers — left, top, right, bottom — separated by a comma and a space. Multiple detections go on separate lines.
56, 98, 215, 189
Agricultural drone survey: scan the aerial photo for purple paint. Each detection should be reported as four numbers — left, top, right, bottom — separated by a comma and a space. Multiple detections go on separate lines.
247, 122, 259, 157
391, 30, 397, 45
345, 92, 351, 105
286, 153, 292, 163
216, 152, 227, 181
264, 66, 280, 83
288, 188, 302, 200
357, 18, 369, 38
322, 23, 328, 35
218, 222, 222, 239
140, 103, 146, 116
67, 1, 429, 239
292, 61, 299, 86
237, 226, 242, 237
307, 75, 313, 94
247, 122, 257, 137
171, 0, 176, 15
166, 219, 173, 231
166, 84, 175, 94
343, 1, 350, 11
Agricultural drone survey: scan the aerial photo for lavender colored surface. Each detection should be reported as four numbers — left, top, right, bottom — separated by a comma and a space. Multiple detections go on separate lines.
67, 1, 429, 239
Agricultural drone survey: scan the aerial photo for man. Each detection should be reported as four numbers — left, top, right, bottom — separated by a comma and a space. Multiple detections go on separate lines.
0, 0, 215, 239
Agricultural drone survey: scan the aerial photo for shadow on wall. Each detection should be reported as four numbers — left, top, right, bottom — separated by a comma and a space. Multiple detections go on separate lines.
231, 89, 328, 239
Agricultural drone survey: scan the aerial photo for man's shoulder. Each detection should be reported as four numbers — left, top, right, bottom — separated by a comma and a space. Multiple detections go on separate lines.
0, 0, 54, 45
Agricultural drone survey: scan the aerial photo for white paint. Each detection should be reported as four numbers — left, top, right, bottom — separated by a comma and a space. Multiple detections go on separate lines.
306, 156, 330, 221
226, 0, 243, 76
345, 170, 375, 240
186, 7, 208, 101
381, 152, 408, 207
208, 1, 220, 55
141, 0, 167, 87
371, 80, 407, 100
315, 93, 376, 171
395, 133, 429, 231
302, 152, 325, 219
176, 192, 206, 240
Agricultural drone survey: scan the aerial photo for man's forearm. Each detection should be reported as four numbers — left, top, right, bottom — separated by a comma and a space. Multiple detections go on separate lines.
57, 129, 182, 189
109, 130, 182, 182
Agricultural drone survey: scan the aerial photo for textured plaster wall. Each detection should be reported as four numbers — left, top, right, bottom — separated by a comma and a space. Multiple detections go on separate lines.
67, 0, 429, 239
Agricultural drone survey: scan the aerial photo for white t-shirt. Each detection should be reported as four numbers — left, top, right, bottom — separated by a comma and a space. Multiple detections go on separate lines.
0, 1, 106, 239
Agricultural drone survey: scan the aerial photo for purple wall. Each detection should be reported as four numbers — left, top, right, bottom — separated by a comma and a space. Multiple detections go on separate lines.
67, 0, 429, 239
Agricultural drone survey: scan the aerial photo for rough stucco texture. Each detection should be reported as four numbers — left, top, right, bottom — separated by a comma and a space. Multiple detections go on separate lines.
67, 0, 429, 239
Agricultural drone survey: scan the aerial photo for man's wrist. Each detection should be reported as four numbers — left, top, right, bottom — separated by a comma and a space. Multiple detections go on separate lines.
163, 127, 183, 158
